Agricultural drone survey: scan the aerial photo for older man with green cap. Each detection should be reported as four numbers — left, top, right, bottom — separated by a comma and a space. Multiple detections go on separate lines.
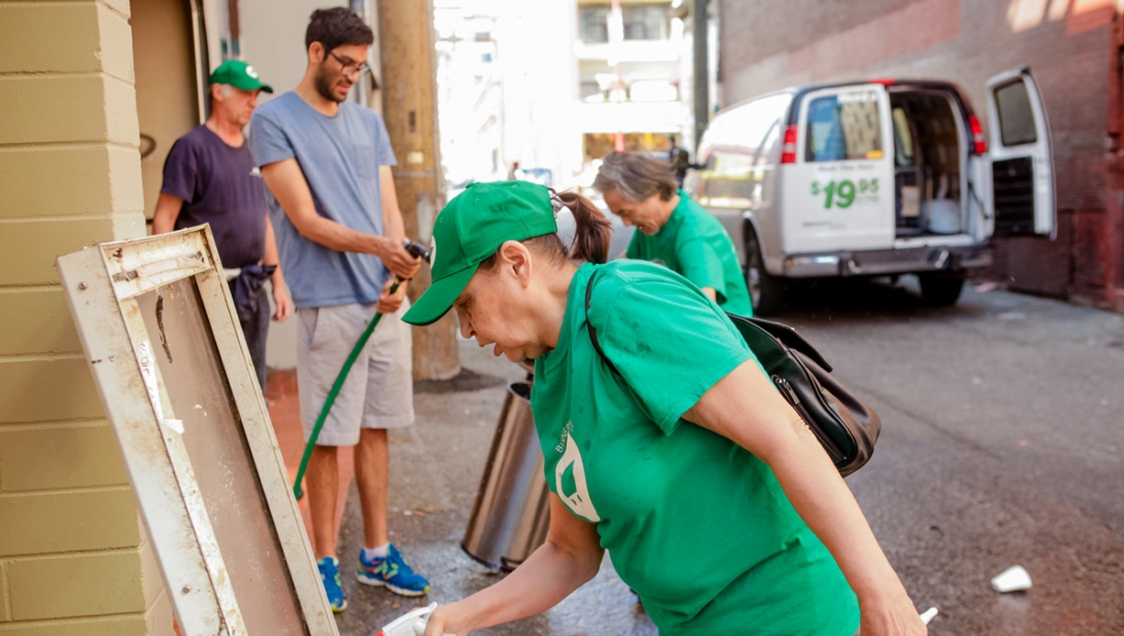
153, 59, 290, 392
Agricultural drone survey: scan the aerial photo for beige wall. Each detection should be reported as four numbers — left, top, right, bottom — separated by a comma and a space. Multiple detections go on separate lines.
133, 0, 203, 222
239, 0, 345, 102
0, 0, 170, 634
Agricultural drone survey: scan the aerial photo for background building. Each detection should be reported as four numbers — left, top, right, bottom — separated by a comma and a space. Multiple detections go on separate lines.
435, 0, 579, 188
574, 0, 691, 165
434, 0, 712, 192
714, 0, 1124, 311
434, 1, 507, 185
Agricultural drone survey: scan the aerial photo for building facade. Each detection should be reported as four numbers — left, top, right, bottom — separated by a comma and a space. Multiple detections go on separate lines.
433, 0, 709, 192
715, 0, 1124, 310
434, 1, 507, 185
0, 0, 211, 631
574, 0, 700, 170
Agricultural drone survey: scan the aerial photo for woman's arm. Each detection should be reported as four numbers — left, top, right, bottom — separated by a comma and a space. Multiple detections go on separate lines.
425, 495, 604, 636
683, 361, 926, 636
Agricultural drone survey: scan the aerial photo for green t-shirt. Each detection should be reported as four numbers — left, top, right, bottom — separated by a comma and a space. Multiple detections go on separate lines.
626, 191, 754, 317
532, 261, 858, 636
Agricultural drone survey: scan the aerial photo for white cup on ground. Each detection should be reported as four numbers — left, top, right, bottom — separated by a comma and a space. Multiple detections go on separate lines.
991, 565, 1032, 592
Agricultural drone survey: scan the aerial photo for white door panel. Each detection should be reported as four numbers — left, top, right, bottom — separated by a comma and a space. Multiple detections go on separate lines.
784, 85, 895, 255
985, 67, 1056, 238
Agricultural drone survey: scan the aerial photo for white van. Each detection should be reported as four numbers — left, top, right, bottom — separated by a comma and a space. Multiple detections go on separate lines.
685, 67, 1056, 314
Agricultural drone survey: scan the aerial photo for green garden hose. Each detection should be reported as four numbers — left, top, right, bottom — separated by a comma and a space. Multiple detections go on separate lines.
292, 240, 430, 500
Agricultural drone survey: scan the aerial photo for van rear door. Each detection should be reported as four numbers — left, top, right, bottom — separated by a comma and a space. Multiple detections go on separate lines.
985, 67, 1056, 238
784, 84, 895, 255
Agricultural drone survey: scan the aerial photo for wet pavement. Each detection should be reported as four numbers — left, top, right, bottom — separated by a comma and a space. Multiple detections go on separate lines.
267, 277, 1124, 635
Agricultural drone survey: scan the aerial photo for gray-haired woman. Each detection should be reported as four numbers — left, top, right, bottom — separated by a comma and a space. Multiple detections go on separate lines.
594, 150, 754, 316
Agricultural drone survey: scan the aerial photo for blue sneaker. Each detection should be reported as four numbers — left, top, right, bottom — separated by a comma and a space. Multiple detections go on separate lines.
356, 544, 431, 596
317, 556, 347, 612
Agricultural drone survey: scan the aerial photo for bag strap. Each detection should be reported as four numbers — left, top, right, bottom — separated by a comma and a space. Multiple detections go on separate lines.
585, 269, 832, 375
585, 270, 621, 376
740, 316, 833, 373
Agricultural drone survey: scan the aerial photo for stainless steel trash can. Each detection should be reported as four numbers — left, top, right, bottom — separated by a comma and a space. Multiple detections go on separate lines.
462, 381, 551, 571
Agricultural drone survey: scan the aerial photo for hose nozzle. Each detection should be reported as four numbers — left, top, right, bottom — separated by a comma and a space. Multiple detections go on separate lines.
402, 239, 431, 263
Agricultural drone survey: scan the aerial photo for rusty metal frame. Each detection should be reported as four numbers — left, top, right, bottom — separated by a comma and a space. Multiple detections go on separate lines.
57, 226, 337, 636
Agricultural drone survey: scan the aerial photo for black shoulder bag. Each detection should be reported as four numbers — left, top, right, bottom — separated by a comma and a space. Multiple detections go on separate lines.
584, 273, 881, 476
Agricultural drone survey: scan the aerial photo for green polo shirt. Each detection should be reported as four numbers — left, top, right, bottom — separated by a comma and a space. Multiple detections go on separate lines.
531, 260, 858, 636
626, 191, 753, 317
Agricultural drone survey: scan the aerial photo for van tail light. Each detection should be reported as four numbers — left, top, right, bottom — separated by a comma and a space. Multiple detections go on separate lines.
968, 114, 987, 154
780, 125, 798, 164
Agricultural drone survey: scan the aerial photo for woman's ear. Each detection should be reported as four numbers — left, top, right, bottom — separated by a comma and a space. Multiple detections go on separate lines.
497, 240, 533, 287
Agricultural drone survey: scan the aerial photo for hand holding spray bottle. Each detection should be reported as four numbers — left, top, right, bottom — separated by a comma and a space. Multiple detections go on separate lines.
373, 602, 453, 636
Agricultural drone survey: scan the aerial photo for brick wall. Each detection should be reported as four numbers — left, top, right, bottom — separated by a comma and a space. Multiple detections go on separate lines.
715, 0, 1119, 305
0, 1, 170, 634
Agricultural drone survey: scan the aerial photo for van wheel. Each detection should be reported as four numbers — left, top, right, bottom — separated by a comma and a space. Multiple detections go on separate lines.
918, 272, 966, 306
745, 232, 785, 316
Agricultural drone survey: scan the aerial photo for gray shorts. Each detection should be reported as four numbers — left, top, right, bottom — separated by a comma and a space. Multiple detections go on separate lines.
296, 299, 414, 446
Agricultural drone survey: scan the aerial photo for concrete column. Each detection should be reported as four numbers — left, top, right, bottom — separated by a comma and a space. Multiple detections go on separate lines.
378, 0, 460, 380
0, 1, 169, 634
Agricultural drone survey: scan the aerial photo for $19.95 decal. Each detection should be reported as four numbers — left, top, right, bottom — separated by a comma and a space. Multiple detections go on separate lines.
810, 178, 879, 209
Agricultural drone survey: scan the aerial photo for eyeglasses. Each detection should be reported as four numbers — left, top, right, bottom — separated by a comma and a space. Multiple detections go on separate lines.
328, 50, 370, 77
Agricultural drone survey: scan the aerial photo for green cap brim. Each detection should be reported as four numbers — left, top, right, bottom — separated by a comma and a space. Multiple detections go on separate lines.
212, 76, 273, 93
232, 77, 273, 93
402, 263, 479, 326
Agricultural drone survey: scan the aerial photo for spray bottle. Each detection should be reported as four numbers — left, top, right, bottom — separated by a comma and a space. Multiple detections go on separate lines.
373, 602, 454, 636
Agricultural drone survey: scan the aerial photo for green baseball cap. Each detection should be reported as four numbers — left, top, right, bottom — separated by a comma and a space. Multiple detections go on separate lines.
209, 60, 273, 93
403, 181, 558, 326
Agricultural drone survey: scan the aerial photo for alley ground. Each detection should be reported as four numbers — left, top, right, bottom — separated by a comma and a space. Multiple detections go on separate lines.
267, 278, 1124, 636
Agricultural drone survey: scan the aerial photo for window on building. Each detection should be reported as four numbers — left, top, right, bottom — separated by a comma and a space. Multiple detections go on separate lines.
622, 4, 668, 40
581, 81, 604, 101
805, 92, 883, 162
579, 5, 610, 43
580, 3, 669, 43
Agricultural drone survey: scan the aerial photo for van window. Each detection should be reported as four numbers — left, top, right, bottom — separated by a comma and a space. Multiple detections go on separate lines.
695, 93, 791, 208
699, 151, 755, 208
805, 92, 883, 162
703, 93, 792, 152
993, 80, 1037, 146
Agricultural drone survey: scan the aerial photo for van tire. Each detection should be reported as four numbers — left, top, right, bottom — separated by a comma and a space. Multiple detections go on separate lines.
745, 232, 785, 316
918, 272, 966, 306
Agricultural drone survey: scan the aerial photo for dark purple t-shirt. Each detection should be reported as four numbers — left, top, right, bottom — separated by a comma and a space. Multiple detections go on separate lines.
161, 125, 267, 268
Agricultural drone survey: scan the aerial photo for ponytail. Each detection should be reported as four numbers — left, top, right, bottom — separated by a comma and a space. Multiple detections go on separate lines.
478, 188, 613, 272
553, 190, 611, 264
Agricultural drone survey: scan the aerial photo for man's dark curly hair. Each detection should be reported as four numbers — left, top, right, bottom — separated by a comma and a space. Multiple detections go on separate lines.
305, 7, 374, 53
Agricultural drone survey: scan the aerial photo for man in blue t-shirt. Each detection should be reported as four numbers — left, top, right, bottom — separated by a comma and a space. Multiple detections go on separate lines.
249, 7, 427, 611
154, 59, 291, 392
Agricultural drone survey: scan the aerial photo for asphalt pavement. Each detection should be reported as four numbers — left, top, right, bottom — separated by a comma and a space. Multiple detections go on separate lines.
314, 277, 1124, 636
